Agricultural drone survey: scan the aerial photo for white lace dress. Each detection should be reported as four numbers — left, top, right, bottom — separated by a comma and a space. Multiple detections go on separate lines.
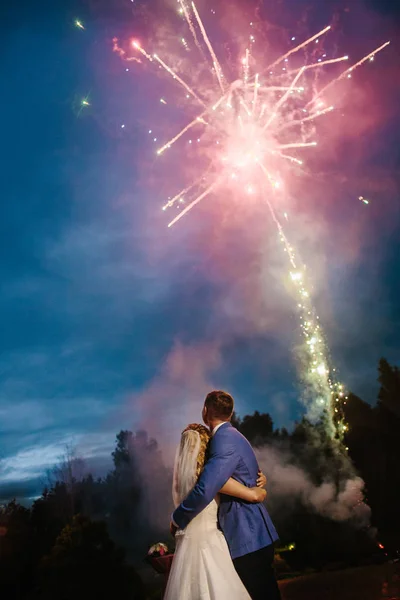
164, 498, 250, 600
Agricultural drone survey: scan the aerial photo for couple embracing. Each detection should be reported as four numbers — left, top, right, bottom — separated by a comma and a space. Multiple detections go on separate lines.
165, 390, 281, 600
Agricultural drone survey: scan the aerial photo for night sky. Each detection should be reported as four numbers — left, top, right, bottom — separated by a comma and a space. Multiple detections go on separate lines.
1, 0, 399, 502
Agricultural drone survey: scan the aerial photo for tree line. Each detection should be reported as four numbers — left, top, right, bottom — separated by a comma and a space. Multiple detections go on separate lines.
1, 358, 399, 598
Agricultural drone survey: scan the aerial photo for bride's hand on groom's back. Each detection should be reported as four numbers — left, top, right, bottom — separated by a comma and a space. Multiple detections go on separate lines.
257, 471, 267, 488
249, 486, 267, 503
251, 471, 268, 502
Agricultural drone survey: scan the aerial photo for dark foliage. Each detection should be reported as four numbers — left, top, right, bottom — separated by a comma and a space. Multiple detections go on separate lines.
35, 515, 144, 600
343, 358, 400, 541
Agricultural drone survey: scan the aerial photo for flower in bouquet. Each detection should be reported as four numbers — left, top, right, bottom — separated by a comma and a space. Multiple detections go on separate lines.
148, 542, 169, 558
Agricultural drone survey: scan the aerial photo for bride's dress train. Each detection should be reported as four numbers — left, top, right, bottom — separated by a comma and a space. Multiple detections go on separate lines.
164, 498, 250, 600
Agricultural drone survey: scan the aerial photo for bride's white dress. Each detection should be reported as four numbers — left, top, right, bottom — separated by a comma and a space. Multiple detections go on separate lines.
164, 497, 250, 600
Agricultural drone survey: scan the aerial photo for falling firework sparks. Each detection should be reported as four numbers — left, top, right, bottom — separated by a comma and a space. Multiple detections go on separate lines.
114, 3, 389, 436
264, 189, 349, 435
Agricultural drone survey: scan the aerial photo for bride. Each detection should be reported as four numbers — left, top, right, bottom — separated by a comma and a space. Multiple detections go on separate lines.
164, 423, 267, 600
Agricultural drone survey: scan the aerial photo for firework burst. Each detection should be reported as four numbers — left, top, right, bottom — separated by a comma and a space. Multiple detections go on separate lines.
114, 1, 389, 437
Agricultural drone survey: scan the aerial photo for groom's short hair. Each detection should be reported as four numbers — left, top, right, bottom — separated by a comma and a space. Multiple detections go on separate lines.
204, 390, 234, 420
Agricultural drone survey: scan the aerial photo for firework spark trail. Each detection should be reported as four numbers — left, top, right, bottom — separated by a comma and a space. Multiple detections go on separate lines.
157, 92, 228, 155
265, 25, 332, 73
277, 152, 304, 165
157, 112, 208, 155
167, 179, 222, 228
162, 168, 212, 210
191, 1, 225, 92
154, 55, 206, 106
131, 41, 206, 106
260, 166, 346, 431
211, 93, 228, 112
270, 214, 336, 428
277, 141, 317, 150
178, 0, 208, 61
259, 103, 267, 120
240, 100, 252, 116
153, 53, 207, 106
289, 55, 349, 74
243, 48, 250, 84
163, 184, 196, 210
310, 41, 391, 106
254, 85, 304, 92
263, 68, 305, 130
252, 73, 259, 114
112, 38, 142, 62
132, 41, 153, 61
277, 106, 335, 133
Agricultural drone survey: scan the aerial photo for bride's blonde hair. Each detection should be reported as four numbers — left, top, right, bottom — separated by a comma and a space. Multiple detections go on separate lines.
182, 423, 211, 479
173, 423, 211, 507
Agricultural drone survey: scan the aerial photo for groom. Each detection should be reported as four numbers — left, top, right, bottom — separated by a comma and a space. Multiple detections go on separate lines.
171, 390, 281, 600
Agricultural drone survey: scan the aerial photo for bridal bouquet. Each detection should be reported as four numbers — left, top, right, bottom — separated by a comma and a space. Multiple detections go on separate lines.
148, 542, 169, 558
146, 542, 174, 576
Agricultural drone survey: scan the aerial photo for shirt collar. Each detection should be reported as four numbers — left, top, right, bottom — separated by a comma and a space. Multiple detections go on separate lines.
211, 422, 228, 437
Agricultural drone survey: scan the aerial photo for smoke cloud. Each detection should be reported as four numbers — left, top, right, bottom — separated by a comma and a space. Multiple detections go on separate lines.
125, 339, 223, 461
256, 445, 371, 525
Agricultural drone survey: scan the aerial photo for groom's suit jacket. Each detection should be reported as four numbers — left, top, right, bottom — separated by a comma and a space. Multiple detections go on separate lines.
172, 422, 279, 559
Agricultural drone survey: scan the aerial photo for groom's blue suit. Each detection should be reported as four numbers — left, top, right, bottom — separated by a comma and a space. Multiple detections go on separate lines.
172, 422, 279, 560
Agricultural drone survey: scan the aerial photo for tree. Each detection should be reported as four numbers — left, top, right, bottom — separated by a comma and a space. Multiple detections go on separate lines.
0, 501, 38, 599
36, 515, 144, 599
107, 430, 173, 557
31, 483, 76, 559
112, 430, 135, 469
230, 411, 241, 430
374, 358, 400, 534
43, 446, 87, 522
273, 427, 289, 440
47, 446, 86, 490
237, 411, 274, 445
377, 357, 400, 418
290, 417, 354, 487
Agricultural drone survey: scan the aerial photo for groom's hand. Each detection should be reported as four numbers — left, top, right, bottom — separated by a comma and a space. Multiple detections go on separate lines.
170, 521, 178, 538
257, 471, 267, 488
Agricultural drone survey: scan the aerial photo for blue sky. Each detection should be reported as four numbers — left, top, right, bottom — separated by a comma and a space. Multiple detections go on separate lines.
1, 0, 399, 501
